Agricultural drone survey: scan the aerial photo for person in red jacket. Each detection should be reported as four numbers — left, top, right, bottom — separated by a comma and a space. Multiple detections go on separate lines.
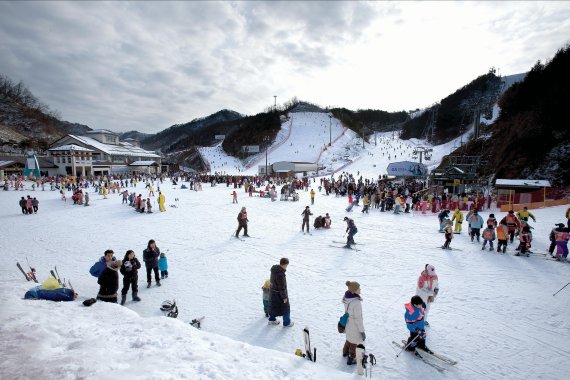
500, 210, 521, 243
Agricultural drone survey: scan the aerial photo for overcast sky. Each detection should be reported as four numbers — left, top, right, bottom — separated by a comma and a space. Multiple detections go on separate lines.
1, 1, 569, 134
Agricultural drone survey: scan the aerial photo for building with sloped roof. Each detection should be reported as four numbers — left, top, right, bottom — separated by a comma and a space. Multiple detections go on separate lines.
49, 131, 161, 176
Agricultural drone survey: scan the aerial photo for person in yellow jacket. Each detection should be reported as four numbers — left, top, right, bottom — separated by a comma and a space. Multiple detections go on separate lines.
158, 191, 166, 212
103, 186, 108, 199
451, 208, 463, 233
310, 188, 316, 205
517, 207, 536, 222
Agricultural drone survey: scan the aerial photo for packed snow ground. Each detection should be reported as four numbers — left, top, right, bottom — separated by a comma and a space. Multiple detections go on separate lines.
1, 180, 569, 379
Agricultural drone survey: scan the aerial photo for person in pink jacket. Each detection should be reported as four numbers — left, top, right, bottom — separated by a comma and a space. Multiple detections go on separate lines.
415, 264, 439, 326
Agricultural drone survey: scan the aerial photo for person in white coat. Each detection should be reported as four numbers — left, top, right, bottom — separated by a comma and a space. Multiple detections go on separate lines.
415, 264, 439, 326
342, 281, 365, 365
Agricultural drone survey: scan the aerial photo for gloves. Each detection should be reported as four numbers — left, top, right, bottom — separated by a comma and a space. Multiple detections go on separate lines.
427, 296, 434, 303
361, 332, 366, 341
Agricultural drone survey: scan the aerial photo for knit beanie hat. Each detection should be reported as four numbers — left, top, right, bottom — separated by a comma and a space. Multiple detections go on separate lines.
346, 281, 360, 293
426, 264, 436, 275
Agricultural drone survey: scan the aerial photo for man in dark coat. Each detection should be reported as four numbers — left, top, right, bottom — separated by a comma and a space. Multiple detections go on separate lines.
235, 207, 249, 237
97, 259, 122, 303
301, 206, 313, 233
143, 239, 161, 288
268, 257, 293, 327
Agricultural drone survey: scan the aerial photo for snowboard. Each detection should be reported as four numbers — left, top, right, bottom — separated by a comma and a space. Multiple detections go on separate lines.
303, 326, 316, 362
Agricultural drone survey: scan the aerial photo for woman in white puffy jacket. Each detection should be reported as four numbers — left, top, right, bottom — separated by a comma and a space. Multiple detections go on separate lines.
342, 281, 365, 365
416, 264, 439, 326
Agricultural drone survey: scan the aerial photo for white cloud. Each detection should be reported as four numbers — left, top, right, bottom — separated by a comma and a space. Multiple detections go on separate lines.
0, 1, 568, 133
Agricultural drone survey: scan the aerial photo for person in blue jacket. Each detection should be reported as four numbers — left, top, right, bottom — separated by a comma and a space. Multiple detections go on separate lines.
468, 209, 485, 242
404, 295, 430, 352
158, 252, 169, 279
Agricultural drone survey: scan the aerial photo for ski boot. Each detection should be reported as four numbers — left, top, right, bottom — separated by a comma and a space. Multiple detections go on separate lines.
147, 282, 151, 288
120, 294, 127, 306
481, 246, 485, 250
244, 234, 250, 237
347, 356, 356, 365
489, 247, 494, 252
268, 320, 280, 325
283, 322, 294, 327
156, 281, 162, 287
132, 292, 141, 302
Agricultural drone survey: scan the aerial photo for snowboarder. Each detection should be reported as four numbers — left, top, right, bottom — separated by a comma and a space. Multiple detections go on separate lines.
235, 207, 249, 237
342, 281, 365, 365
343, 217, 358, 248
416, 265, 439, 326
482, 224, 496, 251
143, 239, 161, 287
120, 250, 141, 305
301, 206, 313, 233
268, 257, 294, 327
404, 295, 430, 352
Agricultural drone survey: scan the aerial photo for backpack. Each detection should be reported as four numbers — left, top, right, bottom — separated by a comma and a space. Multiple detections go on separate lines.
89, 261, 107, 278
337, 312, 349, 333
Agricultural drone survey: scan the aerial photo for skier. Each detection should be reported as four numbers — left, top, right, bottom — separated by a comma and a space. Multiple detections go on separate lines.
451, 208, 463, 233
231, 190, 238, 204
515, 225, 532, 256
235, 207, 249, 238
549, 223, 566, 256
97, 258, 122, 303
438, 209, 450, 231
441, 220, 453, 250
416, 265, 439, 326
482, 224, 496, 251
516, 207, 536, 223
268, 257, 294, 327
119, 250, 141, 305
468, 210, 484, 242
342, 281, 365, 365
500, 210, 521, 243
404, 295, 430, 352
343, 217, 358, 249
324, 213, 332, 229
310, 188, 315, 205
486, 213, 497, 228
143, 239, 161, 288
301, 206, 313, 234
496, 221, 509, 253
554, 228, 570, 261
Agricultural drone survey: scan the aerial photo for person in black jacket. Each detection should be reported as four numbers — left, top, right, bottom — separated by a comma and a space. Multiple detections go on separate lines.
268, 257, 294, 327
120, 250, 142, 305
301, 206, 313, 233
143, 239, 161, 288
97, 258, 122, 303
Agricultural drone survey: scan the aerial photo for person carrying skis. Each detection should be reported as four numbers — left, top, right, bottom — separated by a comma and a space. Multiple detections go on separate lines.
441, 220, 453, 250
416, 265, 439, 326
343, 217, 358, 248
342, 281, 365, 365
235, 207, 249, 237
468, 210, 484, 242
451, 208, 463, 233
404, 295, 430, 352
301, 206, 313, 233
97, 258, 122, 303
268, 257, 294, 327
482, 224, 496, 251
143, 239, 161, 288
500, 210, 521, 243
120, 250, 141, 305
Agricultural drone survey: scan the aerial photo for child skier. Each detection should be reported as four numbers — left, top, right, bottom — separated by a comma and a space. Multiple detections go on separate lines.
441, 220, 453, 250
120, 250, 142, 305
416, 265, 439, 326
159, 252, 169, 279
261, 279, 270, 317
343, 217, 358, 248
515, 225, 532, 256
404, 295, 430, 352
451, 208, 463, 233
324, 213, 332, 229
482, 224, 496, 251
496, 221, 509, 253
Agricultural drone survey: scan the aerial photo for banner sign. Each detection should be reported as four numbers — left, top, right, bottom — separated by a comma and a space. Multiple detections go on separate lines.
241, 145, 260, 153
386, 161, 428, 177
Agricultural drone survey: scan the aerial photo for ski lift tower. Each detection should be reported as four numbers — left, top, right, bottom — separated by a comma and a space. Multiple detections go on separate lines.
412, 146, 433, 164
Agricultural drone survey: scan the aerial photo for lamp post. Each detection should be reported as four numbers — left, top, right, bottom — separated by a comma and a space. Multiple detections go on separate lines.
264, 136, 270, 178
328, 115, 332, 146
273, 96, 277, 112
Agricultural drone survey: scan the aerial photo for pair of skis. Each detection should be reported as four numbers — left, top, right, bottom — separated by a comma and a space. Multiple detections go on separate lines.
302, 327, 317, 362
392, 340, 457, 372
16, 261, 38, 283
50, 267, 73, 290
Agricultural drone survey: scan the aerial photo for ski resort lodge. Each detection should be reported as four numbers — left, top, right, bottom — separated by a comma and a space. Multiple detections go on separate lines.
48, 130, 161, 176
258, 161, 319, 176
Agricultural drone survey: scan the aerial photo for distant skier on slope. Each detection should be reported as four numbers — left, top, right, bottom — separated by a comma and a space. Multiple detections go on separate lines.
235, 207, 250, 238
301, 206, 313, 234
343, 217, 358, 248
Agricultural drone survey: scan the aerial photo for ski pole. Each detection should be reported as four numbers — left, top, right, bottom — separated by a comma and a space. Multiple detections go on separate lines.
396, 334, 420, 357
553, 281, 570, 296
